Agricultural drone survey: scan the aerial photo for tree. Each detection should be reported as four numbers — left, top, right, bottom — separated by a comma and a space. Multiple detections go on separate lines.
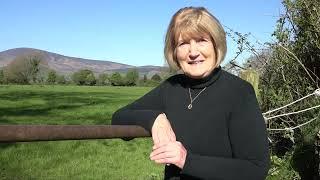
151, 74, 162, 82
85, 73, 96, 86
143, 74, 148, 82
110, 72, 123, 86
97, 73, 110, 86
288, 0, 320, 78
0, 69, 4, 84
125, 69, 139, 86
4, 53, 46, 84
259, 0, 320, 128
72, 69, 96, 85
56, 75, 67, 84
46, 70, 57, 84
242, 1, 320, 178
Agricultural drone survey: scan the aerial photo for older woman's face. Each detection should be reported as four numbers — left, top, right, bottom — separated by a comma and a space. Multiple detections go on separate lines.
176, 34, 216, 79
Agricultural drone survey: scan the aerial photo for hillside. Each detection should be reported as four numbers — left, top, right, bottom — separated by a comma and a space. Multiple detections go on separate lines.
0, 48, 164, 76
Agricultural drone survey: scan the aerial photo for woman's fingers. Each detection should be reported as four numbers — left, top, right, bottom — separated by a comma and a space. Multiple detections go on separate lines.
154, 157, 176, 164
150, 142, 178, 160
150, 150, 176, 161
150, 142, 172, 157
150, 141, 187, 169
150, 114, 181, 166
150, 142, 176, 164
152, 141, 169, 150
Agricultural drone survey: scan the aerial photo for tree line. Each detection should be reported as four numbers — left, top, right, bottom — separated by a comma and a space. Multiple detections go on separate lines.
0, 53, 163, 86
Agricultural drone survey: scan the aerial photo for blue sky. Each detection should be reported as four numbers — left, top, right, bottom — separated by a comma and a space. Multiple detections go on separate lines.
0, 0, 281, 66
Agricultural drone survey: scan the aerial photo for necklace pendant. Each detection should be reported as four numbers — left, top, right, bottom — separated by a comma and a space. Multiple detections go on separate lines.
187, 87, 207, 110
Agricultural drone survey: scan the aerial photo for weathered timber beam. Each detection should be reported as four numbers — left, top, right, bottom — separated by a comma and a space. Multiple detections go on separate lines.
0, 125, 150, 143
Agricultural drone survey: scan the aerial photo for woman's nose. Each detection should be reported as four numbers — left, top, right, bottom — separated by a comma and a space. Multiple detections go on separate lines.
189, 40, 199, 59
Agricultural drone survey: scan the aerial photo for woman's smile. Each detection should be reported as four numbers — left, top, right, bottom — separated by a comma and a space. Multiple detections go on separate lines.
187, 60, 204, 65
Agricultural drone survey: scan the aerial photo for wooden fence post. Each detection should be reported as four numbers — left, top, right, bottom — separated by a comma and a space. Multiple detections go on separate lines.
239, 68, 260, 98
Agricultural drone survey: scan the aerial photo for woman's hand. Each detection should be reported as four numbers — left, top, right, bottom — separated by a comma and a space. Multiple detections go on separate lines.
150, 141, 187, 169
151, 113, 176, 144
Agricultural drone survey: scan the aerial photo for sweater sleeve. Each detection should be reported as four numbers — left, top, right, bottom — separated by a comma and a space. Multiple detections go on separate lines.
111, 82, 166, 133
180, 83, 270, 180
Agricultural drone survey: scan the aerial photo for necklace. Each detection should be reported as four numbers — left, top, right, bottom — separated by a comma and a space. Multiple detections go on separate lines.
187, 87, 207, 109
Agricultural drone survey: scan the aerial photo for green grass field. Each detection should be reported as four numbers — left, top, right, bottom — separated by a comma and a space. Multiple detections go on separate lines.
0, 85, 164, 180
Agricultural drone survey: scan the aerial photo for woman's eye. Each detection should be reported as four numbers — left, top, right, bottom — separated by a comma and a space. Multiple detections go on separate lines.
178, 42, 187, 46
199, 38, 208, 42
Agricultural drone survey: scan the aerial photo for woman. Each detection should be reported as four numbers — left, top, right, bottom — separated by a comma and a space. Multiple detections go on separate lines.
112, 7, 270, 180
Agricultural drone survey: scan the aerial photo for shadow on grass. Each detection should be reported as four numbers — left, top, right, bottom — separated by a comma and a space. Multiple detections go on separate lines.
0, 143, 18, 150
0, 104, 82, 117
0, 90, 135, 102
0, 90, 131, 124
0, 118, 19, 124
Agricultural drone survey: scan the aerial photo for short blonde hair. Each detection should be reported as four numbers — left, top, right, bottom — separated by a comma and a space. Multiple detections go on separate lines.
164, 7, 227, 70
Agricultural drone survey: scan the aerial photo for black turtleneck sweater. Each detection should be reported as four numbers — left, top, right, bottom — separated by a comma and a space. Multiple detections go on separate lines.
112, 67, 270, 180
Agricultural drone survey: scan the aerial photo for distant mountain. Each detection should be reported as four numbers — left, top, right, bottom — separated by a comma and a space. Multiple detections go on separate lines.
0, 48, 164, 76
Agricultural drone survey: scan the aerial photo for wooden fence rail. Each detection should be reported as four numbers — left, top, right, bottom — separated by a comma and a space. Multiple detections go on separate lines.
0, 125, 150, 143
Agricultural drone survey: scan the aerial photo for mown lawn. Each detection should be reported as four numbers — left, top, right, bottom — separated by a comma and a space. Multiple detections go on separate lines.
0, 85, 164, 180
